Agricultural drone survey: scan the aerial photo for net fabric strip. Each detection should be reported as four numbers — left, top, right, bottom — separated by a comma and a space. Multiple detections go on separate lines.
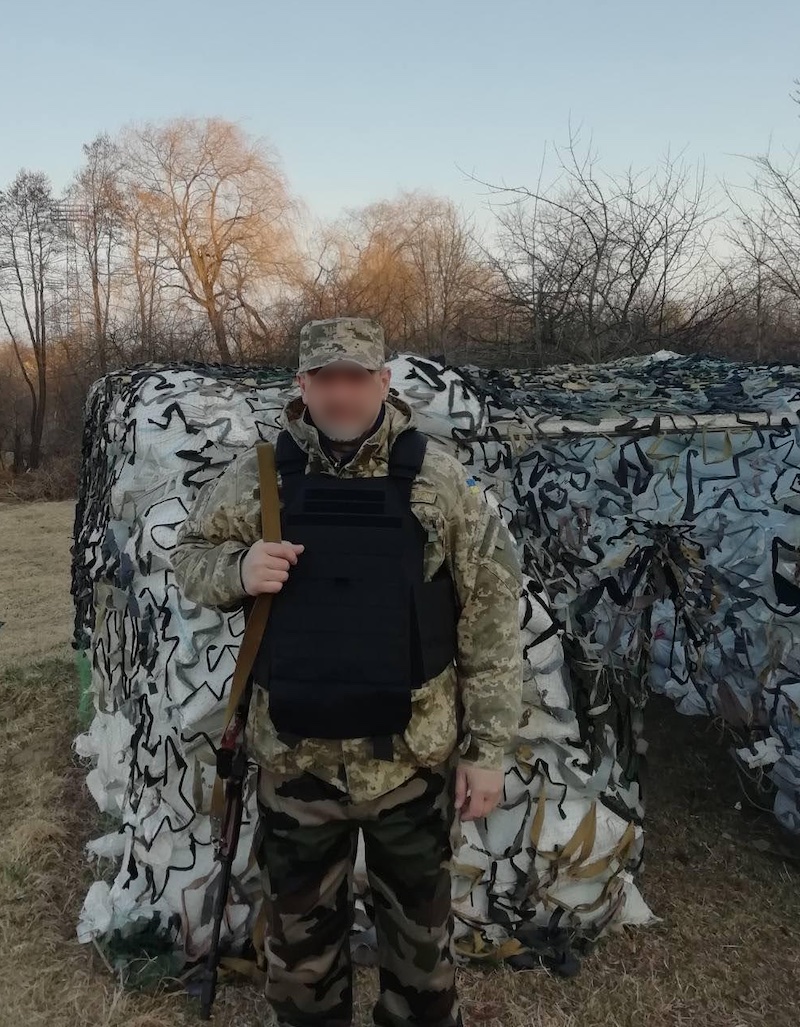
71, 351, 800, 971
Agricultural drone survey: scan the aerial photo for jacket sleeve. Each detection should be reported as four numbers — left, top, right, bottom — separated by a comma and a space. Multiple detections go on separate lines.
170, 451, 262, 609
445, 467, 524, 770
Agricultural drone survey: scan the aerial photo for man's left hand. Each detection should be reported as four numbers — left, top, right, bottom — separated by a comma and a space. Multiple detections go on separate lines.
455, 764, 504, 822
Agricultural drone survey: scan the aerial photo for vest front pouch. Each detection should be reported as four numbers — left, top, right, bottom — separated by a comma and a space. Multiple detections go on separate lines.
252, 429, 458, 742
259, 473, 416, 740
413, 566, 458, 681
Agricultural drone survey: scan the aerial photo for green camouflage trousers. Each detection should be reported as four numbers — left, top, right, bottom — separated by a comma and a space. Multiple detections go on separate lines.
254, 763, 463, 1027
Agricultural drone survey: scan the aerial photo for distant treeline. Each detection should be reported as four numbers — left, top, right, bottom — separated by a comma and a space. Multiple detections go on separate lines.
2, 115, 800, 473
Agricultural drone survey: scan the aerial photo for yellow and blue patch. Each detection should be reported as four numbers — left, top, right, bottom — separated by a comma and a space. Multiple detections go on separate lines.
465, 475, 482, 493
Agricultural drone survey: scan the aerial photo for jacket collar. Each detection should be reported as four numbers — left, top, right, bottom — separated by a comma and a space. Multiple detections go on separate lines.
279, 394, 417, 475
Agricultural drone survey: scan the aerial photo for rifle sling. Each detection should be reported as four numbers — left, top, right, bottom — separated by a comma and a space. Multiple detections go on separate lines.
210, 441, 281, 827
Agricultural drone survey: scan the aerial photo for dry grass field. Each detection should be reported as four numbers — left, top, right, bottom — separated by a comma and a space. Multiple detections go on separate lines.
0, 501, 798, 1026
0, 500, 75, 672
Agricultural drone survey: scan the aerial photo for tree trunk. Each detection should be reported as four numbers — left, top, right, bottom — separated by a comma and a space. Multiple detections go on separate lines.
210, 310, 232, 363
12, 430, 24, 474
28, 366, 46, 470
91, 254, 107, 374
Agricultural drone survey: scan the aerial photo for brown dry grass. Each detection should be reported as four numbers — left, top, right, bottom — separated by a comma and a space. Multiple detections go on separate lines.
0, 457, 79, 504
0, 500, 76, 671
0, 510, 798, 1026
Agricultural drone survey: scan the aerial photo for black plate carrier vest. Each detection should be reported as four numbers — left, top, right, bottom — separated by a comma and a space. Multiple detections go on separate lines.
251, 427, 458, 741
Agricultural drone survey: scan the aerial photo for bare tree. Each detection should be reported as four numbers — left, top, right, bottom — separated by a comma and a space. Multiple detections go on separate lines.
480, 133, 729, 363
65, 134, 127, 373
121, 118, 299, 362
722, 81, 800, 362
125, 185, 172, 361
299, 192, 490, 359
727, 148, 800, 313
0, 171, 60, 468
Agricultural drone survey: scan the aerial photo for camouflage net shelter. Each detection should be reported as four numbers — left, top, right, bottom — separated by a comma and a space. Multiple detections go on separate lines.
71, 351, 800, 980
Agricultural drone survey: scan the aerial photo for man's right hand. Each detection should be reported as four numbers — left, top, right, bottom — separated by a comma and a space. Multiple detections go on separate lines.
241, 540, 305, 595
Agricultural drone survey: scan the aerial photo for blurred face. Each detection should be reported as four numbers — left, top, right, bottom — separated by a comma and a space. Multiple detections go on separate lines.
298, 362, 391, 442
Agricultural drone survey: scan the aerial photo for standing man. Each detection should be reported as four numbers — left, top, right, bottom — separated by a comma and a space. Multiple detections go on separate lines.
172, 317, 523, 1027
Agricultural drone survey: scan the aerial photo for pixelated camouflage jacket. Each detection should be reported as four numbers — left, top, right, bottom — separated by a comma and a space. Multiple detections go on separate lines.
171, 394, 523, 801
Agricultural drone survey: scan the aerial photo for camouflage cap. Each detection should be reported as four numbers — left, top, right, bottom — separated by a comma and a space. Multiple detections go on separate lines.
297, 317, 386, 374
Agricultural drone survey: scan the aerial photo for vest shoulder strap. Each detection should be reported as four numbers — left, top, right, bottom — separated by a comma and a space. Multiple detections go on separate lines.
275, 426, 428, 485
275, 430, 308, 478
388, 428, 427, 481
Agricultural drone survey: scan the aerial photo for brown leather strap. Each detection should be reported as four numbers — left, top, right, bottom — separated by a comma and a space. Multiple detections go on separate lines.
210, 442, 281, 827
229, 442, 282, 701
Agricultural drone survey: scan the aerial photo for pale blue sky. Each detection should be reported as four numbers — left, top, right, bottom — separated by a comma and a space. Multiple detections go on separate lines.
1, 0, 798, 230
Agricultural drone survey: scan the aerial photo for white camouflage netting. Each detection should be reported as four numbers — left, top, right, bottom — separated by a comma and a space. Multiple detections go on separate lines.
70, 351, 800, 976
